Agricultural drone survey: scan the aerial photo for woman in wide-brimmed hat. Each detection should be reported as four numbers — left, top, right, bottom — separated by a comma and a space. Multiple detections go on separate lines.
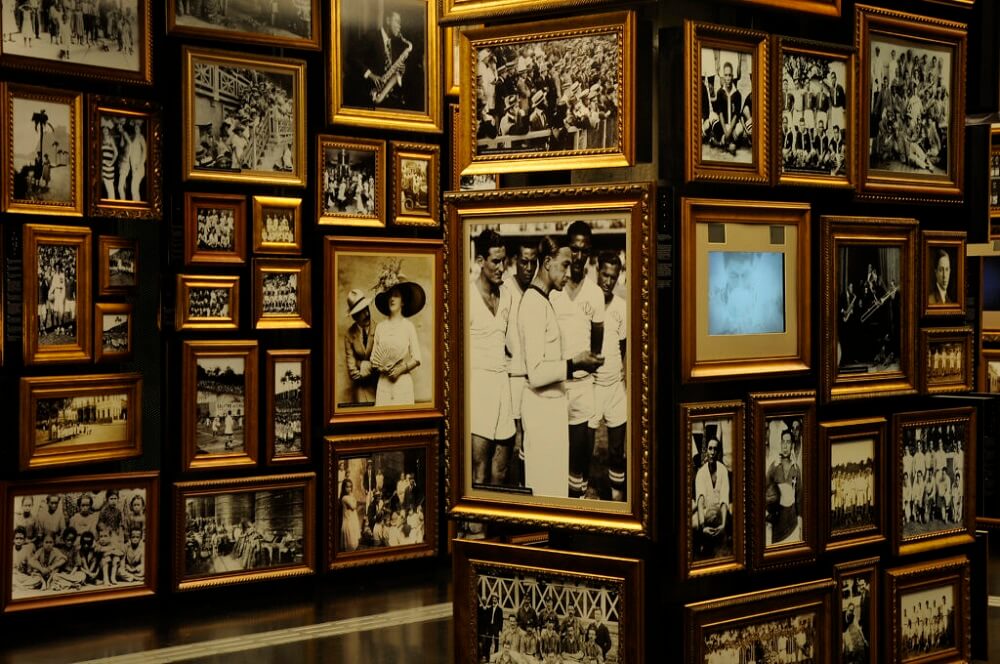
369, 261, 426, 407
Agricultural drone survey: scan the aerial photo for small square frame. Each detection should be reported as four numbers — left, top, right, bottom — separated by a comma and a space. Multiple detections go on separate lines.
183, 193, 247, 266
252, 258, 312, 330
977, 346, 1000, 393
316, 134, 386, 228
919, 327, 973, 394
98, 237, 138, 296
252, 196, 303, 255
819, 417, 887, 552
175, 274, 240, 332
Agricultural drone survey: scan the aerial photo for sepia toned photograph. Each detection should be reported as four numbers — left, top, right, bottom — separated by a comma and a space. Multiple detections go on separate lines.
704, 612, 819, 663
900, 585, 956, 659
266, 350, 310, 464
95, 303, 132, 363
253, 196, 301, 255
820, 418, 886, 553
922, 231, 965, 317
318, 135, 385, 227
88, 97, 161, 219
885, 556, 970, 664
167, 0, 320, 49
392, 142, 438, 226
979, 347, 1000, 393
921, 327, 972, 394
835, 559, 878, 664
175, 275, 240, 332
184, 192, 246, 266
763, 414, 806, 547
253, 258, 311, 329
98, 237, 137, 295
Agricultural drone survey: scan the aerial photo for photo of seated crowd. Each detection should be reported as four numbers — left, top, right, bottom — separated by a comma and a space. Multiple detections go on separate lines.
183, 487, 305, 578
829, 438, 875, 534
901, 586, 956, 658
779, 53, 848, 176
195, 357, 246, 454
272, 361, 304, 457
703, 613, 817, 664
321, 146, 377, 217
261, 273, 298, 314
262, 209, 295, 244
689, 418, 734, 563
12, 488, 147, 599
901, 423, 966, 537
474, 34, 621, 155
700, 48, 753, 163
476, 572, 620, 664
36, 244, 79, 346
337, 449, 425, 553
188, 287, 231, 319
196, 207, 237, 252
173, 0, 313, 40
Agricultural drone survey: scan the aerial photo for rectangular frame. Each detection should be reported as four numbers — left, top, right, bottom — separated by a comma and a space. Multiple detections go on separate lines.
449, 103, 498, 192
266, 350, 311, 465
391, 141, 440, 227
317, 134, 386, 228
977, 346, 1000, 393
445, 183, 654, 536
175, 274, 240, 332
819, 417, 887, 552
183, 193, 247, 266
252, 196, 303, 255
325, 430, 438, 569
173, 473, 316, 591
681, 198, 812, 381
980, 255, 1000, 341
1, 471, 159, 613
97, 237, 138, 297
820, 215, 918, 402
834, 558, 880, 664
166, 0, 322, 50
732, 0, 841, 15
19, 373, 142, 470
253, 258, 311, 330
920, 327, 973, 394
440, 0, 627, 23
921, 230, 966, 317
95, 302, 133, 363
444, 24, 480, 96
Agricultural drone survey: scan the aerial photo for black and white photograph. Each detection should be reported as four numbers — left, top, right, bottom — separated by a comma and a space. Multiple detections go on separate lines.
689, 417, 735, 564
830, 438, 875, 534
196, 207, 236, 252
194, 357, 247, 456
703, 612, 819, 663
9, 92, 75, 207
764, 415, 805, 547
320, 144, 378, 218
169, 0, 317, 48
779, 51, 848, 178
254, 259, 309, 329
271, 359, 304, 458
982, 351, 1000, 393
261, 272, 297, 315
399, 157, 428, 215
707, 251, 785, 336
261, 208, 295, 245
461, 173, 498, 191
700, 46, 754, 164
34, 392, 129, 450
35, 243, 79, 347
96, 110, 147, 203
188, 287, 231, 320
106, 246, 136, 288
900, 585, 955, 659
900, 423, 966, 538
926, 246, 957, 306
100, 312, 129, 354
926, 340, 963, 385
840, 575, 873, 664
836, 245, 902, 374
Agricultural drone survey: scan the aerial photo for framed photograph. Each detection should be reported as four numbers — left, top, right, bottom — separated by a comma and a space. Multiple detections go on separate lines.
445, 183, 654, 535
183, 193, 246, 266
892, 407, 975, 556
856, 5, 967, 201
441, 0, 626, 23
181, 340, 259, 471
685, 21, 769, 185
266, 350, 310, 465
921, 230, 966, 317
317, 134, 386, 228
679, 401, 745, 579
175, 275, 240, 332
450, 103, 498, 192
182, 47, 306, 186
731, 0, 840, 15
681, 198, 811, 381
773, 38, 854, 188
749, 390, 817, 569
97, 237, 137, 297
19, 374, 142, 470
884, 555, 971, 663
252, 258, 311, 330
323, 236, 443, 426
821, 215, 918, 402
920, 327, 972, 394
1, 471, 158, 613
325, 430, 438, 569
444, 24, 480, 96
834, 558, 879, 664
173, 473, 316, 591
454, 539, 644, 664
94, 303, 132, 363
391, 141, 439, 227
2, 84, 82, 216
978, 347, 1000, 393
980, 256, 1000, 341
252, 196, 302, 255
0, 1, 152, 84
23, 223, 91, 366
684, 579, 835, 664
819, 418, 887, 552
87, 96, 161, 219
329, 0, 442, 133
167, 0, 321, 50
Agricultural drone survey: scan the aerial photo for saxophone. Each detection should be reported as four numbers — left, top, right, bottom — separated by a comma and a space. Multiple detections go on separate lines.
371, 38, 413, 104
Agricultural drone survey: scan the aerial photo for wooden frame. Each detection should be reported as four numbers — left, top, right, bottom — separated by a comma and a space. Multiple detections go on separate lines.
819, 418, 887, 552
980, 256, 1000, 341
2, 84, 83, 216
884, 556, 971, 664
1, 472, 159, 613
173, 473, 316, 591
266, 350, 311, 465
0, 1, 152, 85
97, 237, 138, 296
891, 408, 976, 556
440, 0, 626, 23
450, 103, 498, 191
325, 430, 438, 569
181, 340, 259, 472
855, 5, 967, 202
834, 558, 880, 664
391, 141, 439, 227
22, 223, 92, 365
772, 37, 855, 188
252, 196, 302, 255
183, 192, 246, 266
329, 0, 442, 133
685, 21, 769, 185
252, 258, 311, 330
921, 230, 966, 318
19, 374, 142, 470
820, 215, 918, 402
316, 134, 386, 228
681, 198, 812, 381
685, 579, 836, 664
990, 126, 1000, 239
454, 539, 644, 664
323, 236, 444, 426
175, 275, 240, 332
679, 401, 745, 579
920, 327, 973, 394
94, 303, 133, 363
459, 12, 636, 176
87, 96, 162, 219
445, 183, 654, 536
731, 0, 841, 15
166, 0, 322, 50
181, 47, 306, 186
977, 346, 1000, 393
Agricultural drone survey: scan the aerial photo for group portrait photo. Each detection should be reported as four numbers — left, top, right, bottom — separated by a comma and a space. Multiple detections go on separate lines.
779, 49, 848, 178
836, 244, 902, 375
899, 422, 967, 539
702, 612, 819, 664
829, 436, 875, 536
900, 585, 956, 660
34, 242, 80, 348
319, 139, 380, 222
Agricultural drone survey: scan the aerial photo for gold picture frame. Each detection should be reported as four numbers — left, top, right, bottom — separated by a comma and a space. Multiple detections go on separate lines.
166, 0, 322, 50
681, 198, 811, 382
95, 302, 133, 363
183, 192, 247, 266
685, 21, 769, 185
441, 0, 627, 23
266, 350, 311, 465
97, 237, 138, 297
834, 557, 880, 664
920, 327, 973, 394
181, 47, 306, 186
990, 126, 1000, 238
317, 134, 386, 228
391, 141, 439, 227
252, 196, 302, 255
173, 473, 316, 591
977, 346, 1000, 393
820, 215, 918, 402
445, 183, 654, 536
23, 223, 92, 366
175, 274, 240, 332
732, 0, 841, 15
19, 373, 142, 470
459, 11, 636, 176
181, 340, 259, 471
252, 258, 311, 330
2, 84, 83, 216
449, 103, 498, 192
921, 230, 966, 317
444, 24, 481, 96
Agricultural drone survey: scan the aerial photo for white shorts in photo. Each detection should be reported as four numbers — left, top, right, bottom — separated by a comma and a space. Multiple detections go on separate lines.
565, 376, 595, 426
590, 381, 626, 429
470, 369, 514, 441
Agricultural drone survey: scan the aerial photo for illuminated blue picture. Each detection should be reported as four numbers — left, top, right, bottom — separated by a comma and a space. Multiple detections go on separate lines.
708, 252, 785, 336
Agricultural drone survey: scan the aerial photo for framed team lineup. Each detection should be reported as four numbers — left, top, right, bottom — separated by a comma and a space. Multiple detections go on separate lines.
183, 193, 247, 267
919, 327, 973, 395
253, 196, 302, 255
175, 274, 240, 332
252, 258, 312, 330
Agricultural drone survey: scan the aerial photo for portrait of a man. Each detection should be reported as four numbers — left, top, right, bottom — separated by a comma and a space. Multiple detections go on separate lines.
928, 248, 955, 305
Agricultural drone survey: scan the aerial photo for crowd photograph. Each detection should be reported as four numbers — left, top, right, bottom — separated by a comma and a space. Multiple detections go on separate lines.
900, 586, 956, 659
707, 251, 785, 336
261, 208, 295, 244
829, 437, 875, 534
101, 313, 129, 354
474, 33, 621, 155
10, 97, 73, 204
261, 272, 298, 315
840, 576, 872, 664
195, 207, 236, 252
98, 112, 147, 202
465, 218, 629, 503
187, 287, 231, 320
475, 572, 620, 663
172, 0, 314, 41
764, 416, 805, 547
700, 47, 754, 164
900, 423, 966, 537
399, 157, 429, 215
688, 417, 735, 563
11, 488, 148, 599
703, 613, 818, 664
35, 243, 79, 347
837, 245, 902, 375
321, 145, 377, 217
194, 356, 247, 455
779, 52, 848, 177
337, 449, 426, 553
926, 340, 963, 385
34, 393, 129, 448
107, 245, 136, 288
272, 360, 303, 457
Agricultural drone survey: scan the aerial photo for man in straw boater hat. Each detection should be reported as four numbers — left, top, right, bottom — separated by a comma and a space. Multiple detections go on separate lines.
344, 288, 378, 406
370, 264, 426, 407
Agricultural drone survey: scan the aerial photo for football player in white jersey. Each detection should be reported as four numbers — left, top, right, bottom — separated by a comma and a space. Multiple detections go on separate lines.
592, 251, 628, 500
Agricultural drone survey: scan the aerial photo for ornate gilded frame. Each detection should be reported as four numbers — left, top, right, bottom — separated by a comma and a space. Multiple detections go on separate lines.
252, 258, 311, 330
977, 346, 1000, 393
450, 103, 497, 191
444, 24, 481, 97
391, 141, 440, 227
316, 134, 386, 228
921, 230, 966, 318
266, 350, 311, 466
732, 0, 841, 15
95, 302, 133, 363
183, 192, 247, 267
175, 274, 240, 332
834, 557, 880, 664
440, 0, 626, 23
166, 0, 322, 50
920, 327, 973, 394
252, 195, 302, 255
97, 237, 138, 296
